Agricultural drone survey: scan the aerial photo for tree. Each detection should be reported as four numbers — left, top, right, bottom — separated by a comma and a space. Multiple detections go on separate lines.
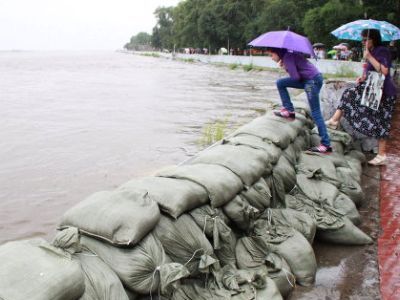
152, 6, 175, 50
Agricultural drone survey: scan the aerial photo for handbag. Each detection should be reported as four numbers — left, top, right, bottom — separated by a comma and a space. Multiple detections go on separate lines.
360, 70, 385, 111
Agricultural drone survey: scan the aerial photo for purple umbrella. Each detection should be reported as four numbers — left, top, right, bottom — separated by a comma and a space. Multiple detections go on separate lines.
248, 30, 316, 58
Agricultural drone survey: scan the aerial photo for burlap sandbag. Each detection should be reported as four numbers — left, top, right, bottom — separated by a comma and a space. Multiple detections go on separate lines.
298, 152, 339, 185
254, 220, 317, 287
154, 214, 219, 277
296, 172, 339, 205
0, 239, 85, 300
80, 233, 189, 295
76, 253, 129, 300
317, 217, 373, 245
265, 208, 317, 244
232, 114, 298, 149
190, 144, 271, 187
223, 134, 282, 166
235, 236, 294, 297
336, 167, 364, 206
189, 205, 237, 268
265, 155, 296, 208
157, 164, 243, 208
285, 194, 373, 245
333, 193, 361, 225
118, 176, 208, 219
240, 177, 271, 211
223, 195, 260, 233
60, 189, 160, 246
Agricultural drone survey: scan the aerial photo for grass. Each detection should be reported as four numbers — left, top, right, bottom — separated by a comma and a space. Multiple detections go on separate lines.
180, 58, 196, 63
140, 52, 160, 58
200, 116, 230, 146
229, 63, 239, 70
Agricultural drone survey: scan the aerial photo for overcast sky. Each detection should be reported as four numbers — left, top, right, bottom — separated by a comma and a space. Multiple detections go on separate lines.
0, 0, 181, 50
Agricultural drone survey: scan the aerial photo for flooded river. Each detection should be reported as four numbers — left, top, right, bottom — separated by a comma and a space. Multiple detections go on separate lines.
0, 51, 280, 244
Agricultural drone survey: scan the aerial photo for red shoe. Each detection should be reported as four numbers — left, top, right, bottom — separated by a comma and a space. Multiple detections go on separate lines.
274, 108, 295, 119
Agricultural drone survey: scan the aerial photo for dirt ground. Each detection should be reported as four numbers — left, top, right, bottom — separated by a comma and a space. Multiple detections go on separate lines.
289, 162, 381, 300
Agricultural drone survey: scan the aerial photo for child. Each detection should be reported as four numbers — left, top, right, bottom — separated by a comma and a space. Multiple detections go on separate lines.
268, 48, 332, 153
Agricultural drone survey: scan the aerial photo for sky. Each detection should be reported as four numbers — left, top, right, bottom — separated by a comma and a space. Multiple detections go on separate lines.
0, 0, 181, 50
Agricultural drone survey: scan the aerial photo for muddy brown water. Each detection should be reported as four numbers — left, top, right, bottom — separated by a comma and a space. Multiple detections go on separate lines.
0, 51, 380, 298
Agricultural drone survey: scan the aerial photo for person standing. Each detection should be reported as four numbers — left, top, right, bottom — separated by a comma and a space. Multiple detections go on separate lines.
326, 29, 397, 165
267, 48, 332, 153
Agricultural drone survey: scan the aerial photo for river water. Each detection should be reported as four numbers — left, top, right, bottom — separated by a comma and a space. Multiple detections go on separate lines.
0, 51, 280, 244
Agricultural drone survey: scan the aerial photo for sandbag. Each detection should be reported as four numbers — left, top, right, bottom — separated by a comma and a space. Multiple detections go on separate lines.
60, 189, 160, 246
189, 205, 237, 268
235, 236, 294, 297
118, 176, 208, 219
266, 208, 317, 243
223, 134, 282, 166
0, 239, 85, 300
282, 143, 298, 165
298, 152, 339, 185
80, 233, 189, 295
254, 220, 317, 286
76, 253, 129, 300
265, 156, 296, 207
317, 217, 373, 245
154, 214, 219, 277
240, 177, 271, 211
336, 167, 364, 206
157, 164, 243, 208
296, 172, 339, 205
333, 193, 361, 225
190, 144, 271, 186
223, 195, 260, 233
232, 115, 297, 149
344, 156, 363, 182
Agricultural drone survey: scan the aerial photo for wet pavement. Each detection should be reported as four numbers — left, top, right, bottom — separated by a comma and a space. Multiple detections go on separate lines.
378, 96, 400, 300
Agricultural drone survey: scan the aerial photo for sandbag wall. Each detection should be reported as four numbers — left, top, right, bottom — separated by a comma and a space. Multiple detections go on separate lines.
0, 102, 372, 300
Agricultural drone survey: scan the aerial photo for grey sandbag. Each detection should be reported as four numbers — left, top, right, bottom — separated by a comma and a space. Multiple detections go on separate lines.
254, 220, 317, 286
298, 152, 339, 185
119, 176, 209, 219
235, 236, 295, 296
333, 193, 361, 225
157, 164, 243, 208
60, 189, 160, 246
0, 239, 85, 300
336, 167, 364, 206
190, 144, 271, 187
76, 253, 129, 300
282, 143, 298, 165
223, 134, 282, 166
346, 149, 367, 163
189, 205, 237, 268
80, 233, 189, 295
232, 115, 297, 149
296, 171, 339, 205
317, 217, 373, 245
240, 177, 271, 211
154, 214, 219, 277
265, 155, 296, 207
285, 194, 373, 245
344, 155, 363, 182
223, 195, 260, 233
266, 208, 317, 243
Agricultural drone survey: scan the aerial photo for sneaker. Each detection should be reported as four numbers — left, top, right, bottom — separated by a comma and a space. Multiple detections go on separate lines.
274, 108, 295, 119
307, 144, 332, 154
368, 154, 386, 166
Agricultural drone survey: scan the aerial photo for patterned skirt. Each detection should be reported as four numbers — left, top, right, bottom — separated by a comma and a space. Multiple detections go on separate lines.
338, 83, 396, 138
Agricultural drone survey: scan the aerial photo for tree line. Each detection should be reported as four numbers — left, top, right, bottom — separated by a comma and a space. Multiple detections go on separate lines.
124, 0, 399, 53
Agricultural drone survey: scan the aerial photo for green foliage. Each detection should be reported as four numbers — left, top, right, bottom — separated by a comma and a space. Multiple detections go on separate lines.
125, 0, 398, 52
229, 63, 239, 70
124, 32, 152, 50
200, 117, 230, 146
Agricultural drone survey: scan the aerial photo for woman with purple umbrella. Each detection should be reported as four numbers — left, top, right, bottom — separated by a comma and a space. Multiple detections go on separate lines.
326, 29, 397, 165
267, 47, 332, 153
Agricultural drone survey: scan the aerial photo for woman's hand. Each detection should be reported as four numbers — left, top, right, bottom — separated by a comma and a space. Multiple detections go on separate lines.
356, 75, 366, 84
363, 47, 371, 61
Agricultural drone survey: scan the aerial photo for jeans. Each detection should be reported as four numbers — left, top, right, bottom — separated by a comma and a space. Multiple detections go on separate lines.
276, 73, 331, 146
